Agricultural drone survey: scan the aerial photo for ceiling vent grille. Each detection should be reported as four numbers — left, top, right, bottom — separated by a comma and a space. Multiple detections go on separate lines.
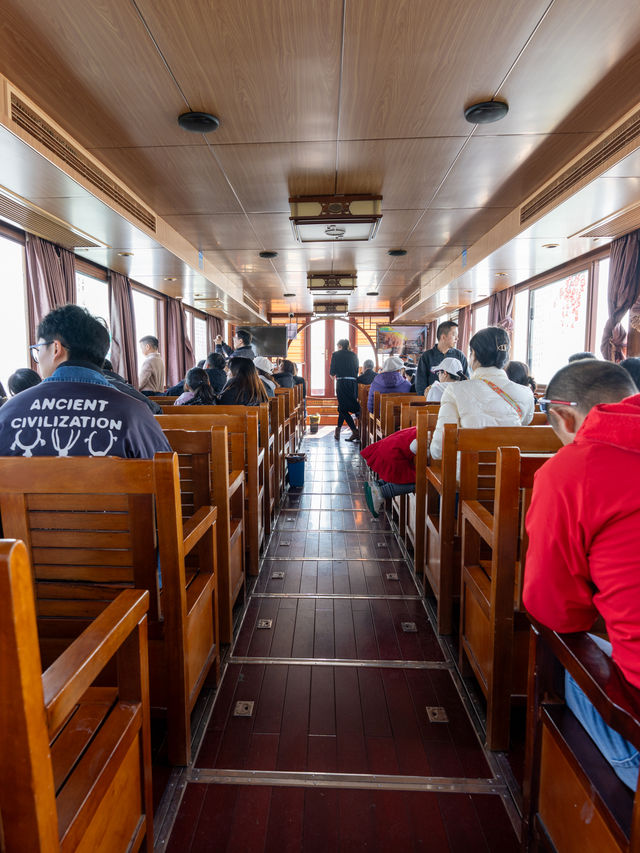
10, 94, 156, 233
575, 202, 640, 241
0, 188, 99, 248
242, 290, 261, 314
402, 288, 421, 311
520, 109, 640, 225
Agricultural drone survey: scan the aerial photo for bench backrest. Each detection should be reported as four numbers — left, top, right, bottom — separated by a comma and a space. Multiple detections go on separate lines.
381, 394, 429, 436
400, 400, 438, 429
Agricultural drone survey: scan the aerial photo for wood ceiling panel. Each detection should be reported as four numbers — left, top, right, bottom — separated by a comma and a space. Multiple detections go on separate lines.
201, 250, 281, 274
163, 214, 259, 251
432, 132, 598, 210
213, 142, 337, 213
336, 139, 465, 209
0, 0, 198, 150
386, 245, 463, 271
271, 248, 334, 273
477, 0, 640, 137
339, 0, 553, 140
134, 0, 343, 143
92, 147, 242, 216
405, 207, 512, 247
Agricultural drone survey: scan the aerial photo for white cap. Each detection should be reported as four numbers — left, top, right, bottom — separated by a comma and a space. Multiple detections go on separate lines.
432, 357, 464, 375
382, 356, 405, 372
253, 356, 274, 374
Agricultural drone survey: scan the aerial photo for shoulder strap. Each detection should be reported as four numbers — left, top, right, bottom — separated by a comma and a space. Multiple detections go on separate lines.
480, 378, 523, 419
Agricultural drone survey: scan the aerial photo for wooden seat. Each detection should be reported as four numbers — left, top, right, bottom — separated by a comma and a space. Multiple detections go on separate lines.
357, 383, 370, 446
162, 426, 245, 644
381, 394, 430, 438
0, 539, 153, 852
156, 410, 264, 575
270, 394, 286, 501
275, 387, 296, 453
460, 446, 554, 749
422, 423, 561, 635
0, 453, 218, 766
406, 410, 440, 567
523, 622, 640, 852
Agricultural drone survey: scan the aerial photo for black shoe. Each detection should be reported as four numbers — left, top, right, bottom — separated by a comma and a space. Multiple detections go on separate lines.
334, 426, 340, 440
346, 431, 359, 442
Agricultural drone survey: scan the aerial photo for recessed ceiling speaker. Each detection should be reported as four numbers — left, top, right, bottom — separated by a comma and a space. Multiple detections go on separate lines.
259, 250, 278, 258
283, 292, 296, 298
464, 100, 508, 124
388, 248, 407, 256
367, 290, 379, 297
177, 111, 220, 133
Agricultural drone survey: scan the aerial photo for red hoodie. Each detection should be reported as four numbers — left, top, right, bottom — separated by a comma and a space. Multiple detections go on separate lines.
523, 393, 640, 688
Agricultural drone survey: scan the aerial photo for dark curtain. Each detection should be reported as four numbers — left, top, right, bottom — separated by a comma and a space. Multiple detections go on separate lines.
457, 306, 471, 355
25, 235, 76, 347
488, 286, 515, 332
600, 231, 640, 361
207, 314, 224, 353
425, 321, 437, 349
166, 298, 195, 387
109, 272, 138, 385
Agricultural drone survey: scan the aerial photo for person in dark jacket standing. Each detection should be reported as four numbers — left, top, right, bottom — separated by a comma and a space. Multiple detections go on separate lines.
329, 339, 359, 441
214, 329, 256, 360
415, 321, 468, 395
357, 360, 376, 385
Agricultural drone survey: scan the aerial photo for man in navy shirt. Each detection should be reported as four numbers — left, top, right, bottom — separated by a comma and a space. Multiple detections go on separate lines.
415, 321, 469, 395
0, 304, 170, 458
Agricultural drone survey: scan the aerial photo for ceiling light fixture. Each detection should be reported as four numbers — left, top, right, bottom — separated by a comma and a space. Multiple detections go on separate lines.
164, 276, 177, 281
117, 251, 133, 257
542, 243, 559, 249
289, 194, 382, 243
307, 272, 357, 295
388, 248, 407, 257
177, 111, 220, 133
283, 292, 296, 298
464, 100, 509, 124
259, 250, 278, 259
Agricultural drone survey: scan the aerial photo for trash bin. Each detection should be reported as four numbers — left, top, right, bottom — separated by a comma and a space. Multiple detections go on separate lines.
286, 453, 306, 488
309, 414, 320, 434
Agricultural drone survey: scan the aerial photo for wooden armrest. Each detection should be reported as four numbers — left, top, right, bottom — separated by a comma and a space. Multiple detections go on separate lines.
461, 499, 494, 546
183, 505, 217, 555
531, 620, 640, 746
257, 448, 265, 465
426, 463, 443, 490
228, 469, 244, 497
43, 589, 149, 735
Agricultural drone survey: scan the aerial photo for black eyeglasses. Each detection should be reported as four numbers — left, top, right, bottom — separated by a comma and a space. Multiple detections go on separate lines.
538, 398, 579, 414
29, 342, 53, 364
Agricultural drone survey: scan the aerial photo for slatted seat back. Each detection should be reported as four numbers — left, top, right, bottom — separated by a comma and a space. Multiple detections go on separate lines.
275, 387, 295, 451
381, 394, 427, 436
399, 400, 438, 429
269, 394, 286, 499
357, 383, 370, 445
407, 411, 440, 562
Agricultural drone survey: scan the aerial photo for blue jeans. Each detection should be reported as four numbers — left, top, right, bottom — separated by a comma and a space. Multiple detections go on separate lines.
378, 480, 415, 499
564, 635, 639, 790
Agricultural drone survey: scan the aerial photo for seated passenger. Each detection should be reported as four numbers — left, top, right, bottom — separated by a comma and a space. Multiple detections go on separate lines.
253, 356, 276, 397
8, 368, 41, 395
620, 356, 640, 389
367, 356, 411, 413
205, 351, 228, 393
425, 356, 466, 402
523, 359, 639, 788
174, 367, 217, 406
217, 357, 267, 406
362, 327, 534, 517
0, 304, 170, 457
272, 359, 296, 388
102, 358, 162, 414
505, 359, 537, 393
291, 361, 306, 398
357, 360, 376, 385
568, 351, 597, 362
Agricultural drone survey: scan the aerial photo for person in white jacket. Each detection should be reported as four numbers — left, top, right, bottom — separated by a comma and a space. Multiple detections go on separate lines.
365, 326, 534, 516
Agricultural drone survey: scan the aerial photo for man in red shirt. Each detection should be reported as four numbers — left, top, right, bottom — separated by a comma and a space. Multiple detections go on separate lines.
523, 359, 639, 787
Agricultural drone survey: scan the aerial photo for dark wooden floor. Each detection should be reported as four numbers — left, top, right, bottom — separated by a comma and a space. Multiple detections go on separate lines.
155, 425, 521, 852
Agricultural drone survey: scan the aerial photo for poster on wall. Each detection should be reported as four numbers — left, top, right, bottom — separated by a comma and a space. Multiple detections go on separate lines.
376, 324, 427, 356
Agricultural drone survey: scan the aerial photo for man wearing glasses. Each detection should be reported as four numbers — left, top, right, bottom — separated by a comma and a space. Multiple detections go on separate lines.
523, 359, 640, 789
0, 304, 170, 458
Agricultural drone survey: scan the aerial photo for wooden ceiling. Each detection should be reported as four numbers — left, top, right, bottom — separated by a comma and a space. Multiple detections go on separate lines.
0, 0, 640, 320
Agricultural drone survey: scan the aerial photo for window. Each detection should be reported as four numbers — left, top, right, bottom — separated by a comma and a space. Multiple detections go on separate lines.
132, 289, 159, 371
193, 316, 208, 363
0, 234, 28, 393
473, 303, 489, 333
75, 272, 110, 327
511, 290, 530, 364
529, 270, 589, 384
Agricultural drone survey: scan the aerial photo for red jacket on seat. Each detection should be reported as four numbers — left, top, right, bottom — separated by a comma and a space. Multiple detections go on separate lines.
523, 393, 640, 689
360, 427, 417, 484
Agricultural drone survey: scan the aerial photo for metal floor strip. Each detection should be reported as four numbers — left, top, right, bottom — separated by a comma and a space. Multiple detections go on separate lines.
188, 767, 504, 795
229, 655, 453, 670
252, 592, 422, 600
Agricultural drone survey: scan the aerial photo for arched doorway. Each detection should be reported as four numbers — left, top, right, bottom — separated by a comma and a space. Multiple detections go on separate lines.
288, 317, 378, 398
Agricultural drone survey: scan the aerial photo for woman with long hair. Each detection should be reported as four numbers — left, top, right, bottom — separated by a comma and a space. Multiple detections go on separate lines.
174, 367, 217, 406
217, 357, 267, 406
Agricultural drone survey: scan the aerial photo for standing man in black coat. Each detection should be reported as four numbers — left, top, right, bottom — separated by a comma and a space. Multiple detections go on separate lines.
415, 321, 469, 395
329, 339, 359, 441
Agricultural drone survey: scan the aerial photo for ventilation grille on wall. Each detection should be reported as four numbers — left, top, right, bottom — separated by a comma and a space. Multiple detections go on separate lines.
10, 94, 156, 233
0, 187, 99, 248
520, 109, 640, 225
575, 202, 640, 241
402, 288, 421, 311
243, 290, 261, 314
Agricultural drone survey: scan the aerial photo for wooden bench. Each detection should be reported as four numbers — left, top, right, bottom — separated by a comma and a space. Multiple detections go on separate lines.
156, 410, 264, 576
0, 538, 153, 852
275, 387, 296, 453
357, 383, 370, 446
381, 394, 430, 438
0, 453, 218, 766
162, 426, 245, 644
523, 621, 640, 852
405, 410, 440, 563
270, 394, 286, 502
423, 423, 561, 635
460, 446, 554, 749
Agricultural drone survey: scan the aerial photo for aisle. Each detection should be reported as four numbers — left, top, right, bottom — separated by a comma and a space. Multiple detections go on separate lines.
160, 428, 520, 852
